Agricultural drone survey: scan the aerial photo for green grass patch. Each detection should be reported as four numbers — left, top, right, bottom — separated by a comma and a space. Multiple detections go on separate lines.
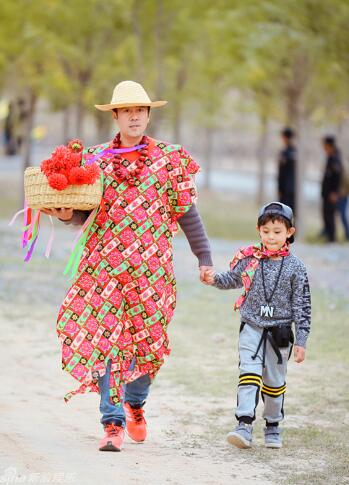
196, 190, 258, 241
161, 282, 349, 484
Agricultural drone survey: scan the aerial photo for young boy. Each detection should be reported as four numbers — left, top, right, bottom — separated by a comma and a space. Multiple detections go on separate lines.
203, 202, 311, 449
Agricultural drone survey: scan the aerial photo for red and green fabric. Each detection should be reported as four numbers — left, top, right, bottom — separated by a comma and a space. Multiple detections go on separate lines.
230, 242, 290, 311
57, 138, 200, 404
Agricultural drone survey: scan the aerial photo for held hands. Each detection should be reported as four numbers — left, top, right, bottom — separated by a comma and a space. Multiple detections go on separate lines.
199, 266, 215, 285
40, 208, 73, 220
294, 345, 306, 363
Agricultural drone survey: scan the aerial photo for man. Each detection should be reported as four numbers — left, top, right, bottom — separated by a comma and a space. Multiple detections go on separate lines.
277, 127, 296, 214
42, 80, 213, 452
321, 135, 343, 242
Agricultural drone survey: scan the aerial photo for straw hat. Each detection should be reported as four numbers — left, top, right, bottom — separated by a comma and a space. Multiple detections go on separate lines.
95, 80, 167, 111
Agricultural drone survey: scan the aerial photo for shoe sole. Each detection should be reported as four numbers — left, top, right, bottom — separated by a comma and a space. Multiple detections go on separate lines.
227, 433, 252, 449
99, 441, 121, 452
265, 442, 282, 449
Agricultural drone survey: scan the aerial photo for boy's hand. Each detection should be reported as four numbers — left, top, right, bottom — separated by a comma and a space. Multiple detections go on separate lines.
294, 345, 306, 363
41, 208, 73, 220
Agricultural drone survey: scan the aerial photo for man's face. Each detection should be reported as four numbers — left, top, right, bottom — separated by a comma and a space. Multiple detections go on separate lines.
281, 135, 291, 146
113, 106, 150, 138
323, 143, 334, 156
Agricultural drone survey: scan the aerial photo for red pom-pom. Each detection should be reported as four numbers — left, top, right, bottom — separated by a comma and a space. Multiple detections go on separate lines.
41, 141, 86, 187
41, 157, 66, 175
51, 145, 70, 161
41, 159, 54, 176
64, 151, 82, 170
48, 173, 69, 191
85, 163, 100, 184
68, 139, 83, 153
68, 166, 88, 185
51, 159, 66, 173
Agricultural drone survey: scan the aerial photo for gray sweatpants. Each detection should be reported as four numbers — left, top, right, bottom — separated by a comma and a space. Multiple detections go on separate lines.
236, 323, 292, 424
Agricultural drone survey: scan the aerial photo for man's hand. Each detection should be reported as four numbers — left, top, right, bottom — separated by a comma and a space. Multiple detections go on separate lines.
41, 208, 73, 221
294, 345, 306, 363
199, 266, 215, 285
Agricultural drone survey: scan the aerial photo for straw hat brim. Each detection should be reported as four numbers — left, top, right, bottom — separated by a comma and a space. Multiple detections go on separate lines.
95, 100, 167, 111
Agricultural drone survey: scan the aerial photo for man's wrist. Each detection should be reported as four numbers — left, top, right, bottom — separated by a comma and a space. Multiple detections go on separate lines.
198, 253, 213, 267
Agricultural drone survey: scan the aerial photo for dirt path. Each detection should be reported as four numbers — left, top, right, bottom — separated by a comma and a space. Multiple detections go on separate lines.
1, 221, 348, 484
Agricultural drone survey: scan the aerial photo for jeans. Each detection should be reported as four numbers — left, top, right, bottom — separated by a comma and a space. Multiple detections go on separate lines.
338, 196, 349, 239
98, 359, 151, 427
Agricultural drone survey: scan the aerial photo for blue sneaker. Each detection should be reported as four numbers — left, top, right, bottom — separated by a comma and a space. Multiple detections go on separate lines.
264, 426, 282, 448
227, 423, 253, 449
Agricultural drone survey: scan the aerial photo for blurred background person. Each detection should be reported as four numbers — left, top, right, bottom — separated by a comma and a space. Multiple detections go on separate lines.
321, 136, 342, 242
13, 98, 28, 152
3, 101, 17, 155
277, 127, 296, 214
338, 154, 349, 241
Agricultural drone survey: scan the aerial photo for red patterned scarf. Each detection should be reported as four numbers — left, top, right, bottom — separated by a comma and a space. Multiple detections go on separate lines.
230, 242, 290, 310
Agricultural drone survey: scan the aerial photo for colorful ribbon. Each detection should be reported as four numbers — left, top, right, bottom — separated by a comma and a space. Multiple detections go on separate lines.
23, 209, 41, 261
63, 208, 98, 280
45, 216, 54, 258
22, 200, 30, 248
10, 169, 102, 272
85, 144, 146, 165
10, 205, 55, 261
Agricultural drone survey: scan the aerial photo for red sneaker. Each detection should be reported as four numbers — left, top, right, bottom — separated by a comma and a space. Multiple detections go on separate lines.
99, 423, 125, 452
124, 402, 147, 442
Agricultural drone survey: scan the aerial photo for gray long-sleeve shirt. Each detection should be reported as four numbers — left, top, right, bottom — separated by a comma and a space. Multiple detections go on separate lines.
213, 254, 311, 348
61, 203, 213, 267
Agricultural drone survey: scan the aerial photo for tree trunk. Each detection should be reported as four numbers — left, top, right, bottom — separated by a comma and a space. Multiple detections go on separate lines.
172, 65, 187, 143
132, 0, 144, 82
284, 54, 309, 240
22, 90, 37, 170
75, 95, 84, 139
149, 0, 165, 137
21, 89, 37, 207
295, 117, 307, 239
256, 115, 269, 206
203, 126, 214, 190
95, 111, 112, 141
62, 107, 70, 144
173, 102, 181, 142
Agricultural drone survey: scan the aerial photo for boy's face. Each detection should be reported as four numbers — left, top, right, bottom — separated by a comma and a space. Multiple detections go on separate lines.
257, 219, 295, 251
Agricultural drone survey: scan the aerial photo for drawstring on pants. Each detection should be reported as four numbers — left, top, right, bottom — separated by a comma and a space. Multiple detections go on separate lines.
251, 328, 283, 367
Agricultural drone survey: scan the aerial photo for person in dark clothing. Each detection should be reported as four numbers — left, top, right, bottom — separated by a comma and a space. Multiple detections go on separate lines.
277, 128, 296, 214
4, 102, 17, 155
321, 136, 342, 242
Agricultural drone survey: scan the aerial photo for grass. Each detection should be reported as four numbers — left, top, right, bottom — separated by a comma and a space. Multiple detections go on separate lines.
2, 174, 348, 483
160, 282, 349, 485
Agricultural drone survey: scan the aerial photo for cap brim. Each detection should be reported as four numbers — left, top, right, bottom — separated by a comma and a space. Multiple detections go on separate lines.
94, 101, 167, 111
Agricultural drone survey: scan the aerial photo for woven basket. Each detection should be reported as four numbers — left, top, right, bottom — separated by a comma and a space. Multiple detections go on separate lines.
24, 167, 103, 210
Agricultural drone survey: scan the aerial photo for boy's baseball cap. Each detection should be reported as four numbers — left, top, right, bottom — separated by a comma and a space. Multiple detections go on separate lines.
258, 202, 295, 243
